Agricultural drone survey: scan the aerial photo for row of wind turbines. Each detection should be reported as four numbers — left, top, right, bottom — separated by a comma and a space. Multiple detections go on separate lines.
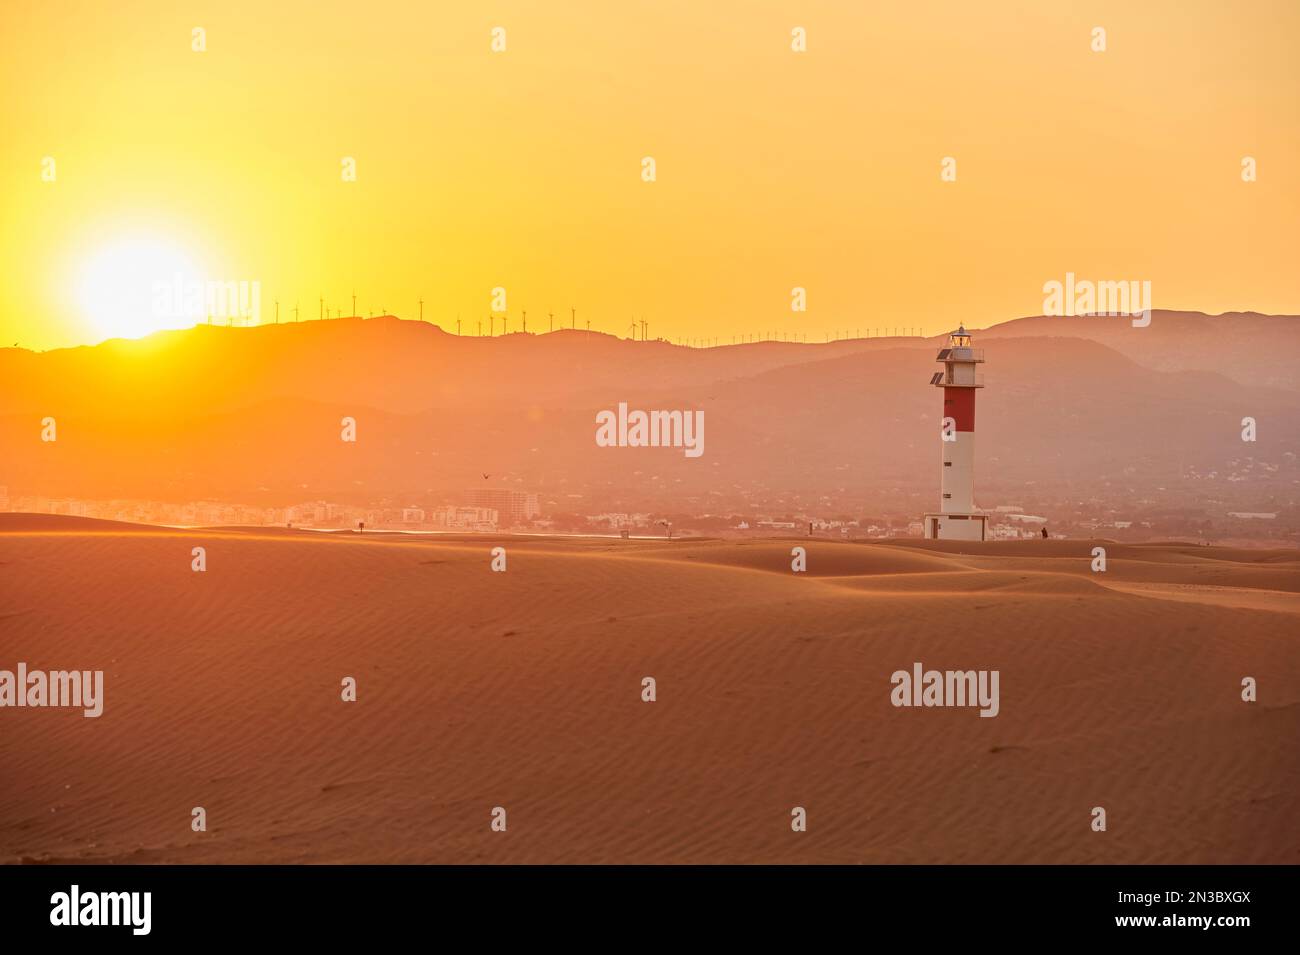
261, 296, 651, 340
231, 295, 929, 347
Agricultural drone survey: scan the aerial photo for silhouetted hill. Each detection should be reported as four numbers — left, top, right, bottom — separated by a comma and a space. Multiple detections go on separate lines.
1, 312, 1296, 515
976, 311, 1300, 390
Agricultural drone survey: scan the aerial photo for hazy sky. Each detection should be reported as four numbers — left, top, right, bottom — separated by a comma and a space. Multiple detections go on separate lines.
2, 0, 1297, 349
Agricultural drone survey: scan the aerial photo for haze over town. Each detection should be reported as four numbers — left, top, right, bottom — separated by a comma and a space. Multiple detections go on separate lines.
3, 308, 1295, 546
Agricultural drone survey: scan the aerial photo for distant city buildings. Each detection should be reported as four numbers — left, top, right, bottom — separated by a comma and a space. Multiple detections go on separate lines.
991, 522, 1038, 540
591, 512, 652, 529
0, 482, 1293, 546
435, 506, 499, 530
465, 488, 539, 525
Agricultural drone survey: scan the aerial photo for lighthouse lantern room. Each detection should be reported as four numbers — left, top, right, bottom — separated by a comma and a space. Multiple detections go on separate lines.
923, 325, 988, 541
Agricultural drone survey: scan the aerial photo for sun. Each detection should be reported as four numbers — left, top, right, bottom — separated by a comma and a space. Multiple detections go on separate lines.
76, 237, 207, 340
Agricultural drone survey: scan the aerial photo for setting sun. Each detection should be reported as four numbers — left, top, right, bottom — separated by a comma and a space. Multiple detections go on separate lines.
75, 237, 206, 341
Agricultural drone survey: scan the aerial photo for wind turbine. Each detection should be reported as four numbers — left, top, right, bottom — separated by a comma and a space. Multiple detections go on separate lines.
548, 312, 554, 333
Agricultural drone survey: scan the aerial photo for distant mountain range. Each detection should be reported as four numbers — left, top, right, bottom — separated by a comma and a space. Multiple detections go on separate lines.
1, 311, 1296, 514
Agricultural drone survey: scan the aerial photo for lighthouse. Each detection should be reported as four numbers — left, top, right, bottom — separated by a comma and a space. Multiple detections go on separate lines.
923, 326, 989, 541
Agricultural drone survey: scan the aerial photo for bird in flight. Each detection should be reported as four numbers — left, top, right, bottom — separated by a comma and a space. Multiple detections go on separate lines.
482, 473, 491, 480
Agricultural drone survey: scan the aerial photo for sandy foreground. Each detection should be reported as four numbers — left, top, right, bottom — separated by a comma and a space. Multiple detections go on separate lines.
1, 514, 1296, 864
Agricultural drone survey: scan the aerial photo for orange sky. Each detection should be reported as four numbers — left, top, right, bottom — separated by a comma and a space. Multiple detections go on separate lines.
2, 0, 1297, 350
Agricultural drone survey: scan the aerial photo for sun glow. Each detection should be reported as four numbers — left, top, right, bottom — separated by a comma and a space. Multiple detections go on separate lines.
76, 238, 207, 341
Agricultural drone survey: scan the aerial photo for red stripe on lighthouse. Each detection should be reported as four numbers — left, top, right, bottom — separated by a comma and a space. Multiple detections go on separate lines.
943, 387, 976, 431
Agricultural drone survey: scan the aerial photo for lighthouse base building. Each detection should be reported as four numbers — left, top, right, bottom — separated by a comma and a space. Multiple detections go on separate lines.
923, 511, 988, 541
923, 325, 988, 542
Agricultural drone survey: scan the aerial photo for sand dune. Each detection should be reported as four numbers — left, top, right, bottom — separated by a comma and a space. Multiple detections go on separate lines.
1, 515, 1296, 864
1093, 581, 1300, 615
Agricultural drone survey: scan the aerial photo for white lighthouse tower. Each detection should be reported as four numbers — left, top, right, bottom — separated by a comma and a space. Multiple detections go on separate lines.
923, 326, 988, 541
